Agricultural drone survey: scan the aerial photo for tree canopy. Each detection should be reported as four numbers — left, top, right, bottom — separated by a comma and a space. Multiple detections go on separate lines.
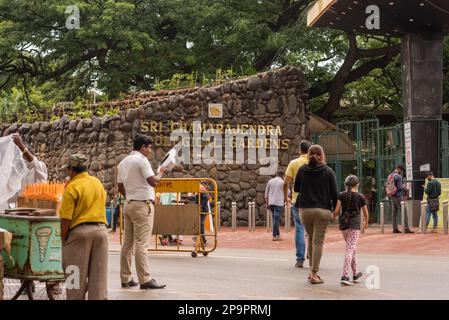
0, 0, 448, 123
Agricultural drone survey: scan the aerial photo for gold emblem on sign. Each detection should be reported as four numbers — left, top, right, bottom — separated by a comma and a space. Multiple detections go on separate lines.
208, 103, 223, 118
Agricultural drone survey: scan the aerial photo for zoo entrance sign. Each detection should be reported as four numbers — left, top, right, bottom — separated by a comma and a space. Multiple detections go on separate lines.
140, 120, 290, 150
139, 120, 290, 175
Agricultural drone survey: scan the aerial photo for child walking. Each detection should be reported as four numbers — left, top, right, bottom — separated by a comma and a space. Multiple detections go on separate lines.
333, 175, 369, 285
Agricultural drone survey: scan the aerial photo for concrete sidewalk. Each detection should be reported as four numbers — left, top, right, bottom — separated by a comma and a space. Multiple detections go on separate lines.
107, 224, 449, 256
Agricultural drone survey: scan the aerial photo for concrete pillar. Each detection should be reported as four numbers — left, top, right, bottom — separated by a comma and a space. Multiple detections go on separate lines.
402, 33, 443, 200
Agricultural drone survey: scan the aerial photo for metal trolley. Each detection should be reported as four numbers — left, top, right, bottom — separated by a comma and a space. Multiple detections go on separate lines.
120, 178, 218, 258
0, 214, 65, 300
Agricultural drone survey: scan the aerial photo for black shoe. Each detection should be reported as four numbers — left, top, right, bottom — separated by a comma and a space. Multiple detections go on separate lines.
405, 229, 414, 234
340, 276, 353, 286
353, 272, 363, 283
121, 279, 139, 288
393, 229, 401, 234
140, 279, 166, 290
295, 260, 304, 268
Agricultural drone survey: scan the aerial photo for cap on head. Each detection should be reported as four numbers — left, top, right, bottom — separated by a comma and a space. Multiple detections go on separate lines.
63, 153, 88, 169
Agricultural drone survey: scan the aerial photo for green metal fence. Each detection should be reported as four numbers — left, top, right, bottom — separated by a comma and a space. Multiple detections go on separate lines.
313, 119, 404, 223
312, 118, 449, 223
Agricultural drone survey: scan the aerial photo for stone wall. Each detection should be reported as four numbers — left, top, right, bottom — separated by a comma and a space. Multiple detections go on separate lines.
0, 66, 310, 226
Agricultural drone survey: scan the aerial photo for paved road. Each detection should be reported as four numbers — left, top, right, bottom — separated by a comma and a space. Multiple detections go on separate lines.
107, 248, 449, 300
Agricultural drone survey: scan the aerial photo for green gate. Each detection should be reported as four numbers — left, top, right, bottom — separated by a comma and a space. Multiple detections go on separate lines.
440, 121, 449, 178
312, 119, 449, 223
313, 119, 404, 223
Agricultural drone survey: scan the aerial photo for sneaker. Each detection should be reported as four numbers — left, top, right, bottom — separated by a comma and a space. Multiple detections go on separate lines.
405, 229, 415, 234
340, 276, 353, 286
353, 272, 363, 283
393, 229, 401, 234
295, 260, 304, 268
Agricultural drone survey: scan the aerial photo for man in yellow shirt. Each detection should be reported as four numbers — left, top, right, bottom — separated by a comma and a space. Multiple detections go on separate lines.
284, 140, 311, 268
59, 154, 108, 300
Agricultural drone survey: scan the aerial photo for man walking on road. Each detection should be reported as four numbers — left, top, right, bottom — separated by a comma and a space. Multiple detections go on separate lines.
60, 154, 109, 300
284, 140, 311, 268
265, 171, 286, 241
118, 135, 167, 290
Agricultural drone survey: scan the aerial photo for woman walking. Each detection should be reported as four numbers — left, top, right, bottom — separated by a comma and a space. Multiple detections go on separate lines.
294, 145, 338, 284
333, 175, 369, 285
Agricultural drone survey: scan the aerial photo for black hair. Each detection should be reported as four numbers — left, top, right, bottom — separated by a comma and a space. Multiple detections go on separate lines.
300, 140, 312, 154
277, 171, 285, 178
426, 171, 434, 177
71, 165, 88, 174
343, 175, 359, 210
396, 164, 405, 172
133, 135, 153, 151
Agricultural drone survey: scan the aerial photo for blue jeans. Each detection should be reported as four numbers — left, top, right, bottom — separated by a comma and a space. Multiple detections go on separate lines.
291, 206, 305, 262
270, 205, 283, 237
426, 202, 438, 229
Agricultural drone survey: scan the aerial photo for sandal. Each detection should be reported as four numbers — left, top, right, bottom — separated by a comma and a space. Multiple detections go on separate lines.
310, 275, 324, 284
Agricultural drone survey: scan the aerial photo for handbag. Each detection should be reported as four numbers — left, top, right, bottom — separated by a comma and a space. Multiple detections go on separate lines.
429, 198, 440, 212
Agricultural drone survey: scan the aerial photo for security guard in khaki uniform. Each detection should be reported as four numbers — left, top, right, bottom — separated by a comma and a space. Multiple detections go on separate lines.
60, 154, 108, 300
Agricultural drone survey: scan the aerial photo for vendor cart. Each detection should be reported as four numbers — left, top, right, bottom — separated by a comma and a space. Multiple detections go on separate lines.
0, 211, 65, 300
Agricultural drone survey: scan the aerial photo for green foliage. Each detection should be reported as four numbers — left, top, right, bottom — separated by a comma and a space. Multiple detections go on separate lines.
153, 68, 240, 90
0, 87, 48, 123
0, 0, 448, 124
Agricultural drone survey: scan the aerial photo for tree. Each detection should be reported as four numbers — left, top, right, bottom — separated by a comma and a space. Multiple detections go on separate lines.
0, 0, 447, 122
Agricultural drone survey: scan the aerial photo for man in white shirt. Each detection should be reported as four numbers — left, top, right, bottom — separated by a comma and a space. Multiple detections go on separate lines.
118, 135, 167, 290
4, 134, 48, 209
12, 134, 48, 185
265, 171, 286, 241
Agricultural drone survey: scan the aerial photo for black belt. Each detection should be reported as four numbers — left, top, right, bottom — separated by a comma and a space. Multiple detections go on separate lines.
128, 199, 154, 204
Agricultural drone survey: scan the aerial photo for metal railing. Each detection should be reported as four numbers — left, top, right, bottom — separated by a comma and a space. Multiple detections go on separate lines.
380, 202, 385, 234
217, 201, 221, 231
284, 204, 291, 233
443, 201, 448, 235
231, 201, 237, 232
420, 201, 427, 234
248, 201, 256, 232
266, 207, 272, 233
401, 201, 406, 233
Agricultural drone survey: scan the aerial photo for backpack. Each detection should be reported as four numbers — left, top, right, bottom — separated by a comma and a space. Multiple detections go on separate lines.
386, 172, 398, 197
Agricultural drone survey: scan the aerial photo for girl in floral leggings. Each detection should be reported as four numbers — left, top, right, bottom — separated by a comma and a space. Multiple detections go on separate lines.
333, 175, 369, 285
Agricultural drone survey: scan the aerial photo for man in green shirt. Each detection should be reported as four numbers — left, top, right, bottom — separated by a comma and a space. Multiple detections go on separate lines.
424, 172, 442, 232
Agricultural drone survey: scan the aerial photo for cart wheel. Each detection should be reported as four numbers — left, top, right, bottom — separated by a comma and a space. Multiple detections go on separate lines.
191, 252, 198, 258
26, 281, 50, 300
202, 252, 208, 257
3, 278, 25, 300
46, 281, 66, 300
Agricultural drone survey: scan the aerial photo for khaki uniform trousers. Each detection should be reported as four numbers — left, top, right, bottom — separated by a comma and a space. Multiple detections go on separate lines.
300, 208, 332, 273
120, 201, 154, 284
62, 224, 109, 300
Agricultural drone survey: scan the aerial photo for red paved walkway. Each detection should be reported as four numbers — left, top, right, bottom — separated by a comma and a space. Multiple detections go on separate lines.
108, 225, 449, 256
